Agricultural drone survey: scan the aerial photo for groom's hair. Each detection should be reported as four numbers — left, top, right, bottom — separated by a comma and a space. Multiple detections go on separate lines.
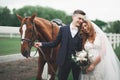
73, 9, 86, 15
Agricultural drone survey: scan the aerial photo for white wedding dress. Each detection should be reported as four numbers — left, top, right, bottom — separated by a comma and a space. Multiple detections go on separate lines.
79, 22, 120, 80
80, 34, 105, 80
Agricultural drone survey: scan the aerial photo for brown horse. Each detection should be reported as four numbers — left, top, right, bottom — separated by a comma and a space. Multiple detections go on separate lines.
17, 14, 60, 80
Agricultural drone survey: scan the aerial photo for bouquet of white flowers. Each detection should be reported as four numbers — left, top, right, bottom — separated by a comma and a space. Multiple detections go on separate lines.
72, 50, 93, 74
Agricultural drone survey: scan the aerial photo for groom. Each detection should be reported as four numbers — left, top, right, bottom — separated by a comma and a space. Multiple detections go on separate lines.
34, 9, 86, 80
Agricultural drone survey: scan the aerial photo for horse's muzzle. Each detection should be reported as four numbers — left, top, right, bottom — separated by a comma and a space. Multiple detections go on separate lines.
22, 50, 30, 58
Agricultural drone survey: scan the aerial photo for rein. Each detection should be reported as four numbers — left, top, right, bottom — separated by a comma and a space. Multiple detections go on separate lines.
37, 47, 56, 73
33, 22, 54, 58
28, 21, 56, 73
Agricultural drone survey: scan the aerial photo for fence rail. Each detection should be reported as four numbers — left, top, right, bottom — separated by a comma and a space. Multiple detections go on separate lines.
0, 26, 120, 49
0, 26, 20, 38
106, 33, 120, 49
0, 33, 20, 38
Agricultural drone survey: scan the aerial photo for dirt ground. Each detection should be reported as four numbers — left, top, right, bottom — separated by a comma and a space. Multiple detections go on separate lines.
0, 57, 38, 80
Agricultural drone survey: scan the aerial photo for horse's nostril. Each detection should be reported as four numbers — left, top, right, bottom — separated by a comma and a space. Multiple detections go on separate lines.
22, 50, 29, 58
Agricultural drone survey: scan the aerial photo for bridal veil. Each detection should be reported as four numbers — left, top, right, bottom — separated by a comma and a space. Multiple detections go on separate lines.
92, 22, 120, 80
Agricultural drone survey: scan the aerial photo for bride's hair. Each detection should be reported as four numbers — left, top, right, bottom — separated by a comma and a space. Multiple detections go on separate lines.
80, 20, 96, 49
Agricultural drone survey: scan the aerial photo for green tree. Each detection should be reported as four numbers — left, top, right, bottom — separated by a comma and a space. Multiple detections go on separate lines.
14, 6, 70, 25
92, 19, 107, 30
0, 6, 11, 26
105, 20, 120, 33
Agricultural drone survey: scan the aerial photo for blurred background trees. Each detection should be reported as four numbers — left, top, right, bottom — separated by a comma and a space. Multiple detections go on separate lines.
0, 6, 71, 26
0, 6, 120, 33
105, 20, 120, 33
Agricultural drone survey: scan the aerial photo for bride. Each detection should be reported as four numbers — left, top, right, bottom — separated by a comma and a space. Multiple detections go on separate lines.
78, 20, 120, 80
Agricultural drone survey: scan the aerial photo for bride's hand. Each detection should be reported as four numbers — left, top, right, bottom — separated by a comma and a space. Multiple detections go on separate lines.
86, 64, 95, 73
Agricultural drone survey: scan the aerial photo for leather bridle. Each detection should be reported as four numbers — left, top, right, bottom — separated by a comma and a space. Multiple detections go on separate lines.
21, 21, 37, 47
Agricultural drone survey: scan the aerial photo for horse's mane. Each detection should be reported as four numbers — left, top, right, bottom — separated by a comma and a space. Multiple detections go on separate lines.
34, 17, 59, 30
33, 17, 59, 41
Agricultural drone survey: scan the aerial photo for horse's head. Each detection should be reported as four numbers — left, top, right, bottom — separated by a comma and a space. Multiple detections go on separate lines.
17, 14, 37, 58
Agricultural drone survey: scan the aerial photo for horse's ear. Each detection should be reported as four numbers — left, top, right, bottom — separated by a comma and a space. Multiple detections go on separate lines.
30, 13, 36, 22
16, 14, 23, 21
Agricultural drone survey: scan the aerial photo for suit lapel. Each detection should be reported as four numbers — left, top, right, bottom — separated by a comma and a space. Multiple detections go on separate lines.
64, 25, 69, 39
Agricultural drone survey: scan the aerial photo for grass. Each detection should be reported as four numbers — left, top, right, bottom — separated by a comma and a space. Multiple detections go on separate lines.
0, 37, 35, 56
0, 37, 21, 55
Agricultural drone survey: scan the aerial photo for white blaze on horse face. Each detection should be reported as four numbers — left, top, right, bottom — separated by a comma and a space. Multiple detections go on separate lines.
21, 24, 27, 44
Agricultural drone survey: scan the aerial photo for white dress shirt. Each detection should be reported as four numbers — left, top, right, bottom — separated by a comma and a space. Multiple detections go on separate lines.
70, 23, 78, 38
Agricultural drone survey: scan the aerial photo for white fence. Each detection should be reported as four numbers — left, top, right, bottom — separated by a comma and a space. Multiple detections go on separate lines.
0, 26, 20, 38
106, 33, 120, 49
0, 26, 120, 49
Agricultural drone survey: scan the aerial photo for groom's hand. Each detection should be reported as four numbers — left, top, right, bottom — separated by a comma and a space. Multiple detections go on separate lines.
34, 42, 42, 48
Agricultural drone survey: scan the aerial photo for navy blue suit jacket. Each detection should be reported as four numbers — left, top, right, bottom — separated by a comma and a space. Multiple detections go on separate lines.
42, 25, 82, 66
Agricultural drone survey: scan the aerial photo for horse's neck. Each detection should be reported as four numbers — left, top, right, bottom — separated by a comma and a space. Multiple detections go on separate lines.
34, 18, 59, 42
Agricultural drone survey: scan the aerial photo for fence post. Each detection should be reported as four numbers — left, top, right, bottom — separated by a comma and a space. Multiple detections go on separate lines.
113, 34, 116, 49
116, 34, 119, 47
106, 33, 120, 49
10, 33, 13, 38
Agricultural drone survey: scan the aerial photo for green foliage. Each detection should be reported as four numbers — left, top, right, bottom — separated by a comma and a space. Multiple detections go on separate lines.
0, 6, 72, 26
0, 6, 12, 26
92, 19, 107, 29
15, 6, 71, 24
1, 5, 120, 29
114, 44, 120, 60
105, 20, 120, 33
